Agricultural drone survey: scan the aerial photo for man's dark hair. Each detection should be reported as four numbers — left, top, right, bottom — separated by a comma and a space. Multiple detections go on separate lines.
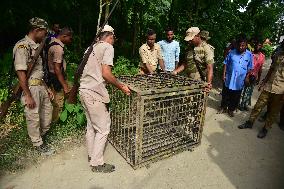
58, 27, 73, 36
165, 27, 174, 33
29, 26, 40, 32
147, 29, 156, 37
98, 31, 114, 40
236, 34, 247, 44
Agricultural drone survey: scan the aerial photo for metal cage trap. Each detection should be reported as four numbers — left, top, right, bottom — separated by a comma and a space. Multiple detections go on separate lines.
108, 73, 207, 169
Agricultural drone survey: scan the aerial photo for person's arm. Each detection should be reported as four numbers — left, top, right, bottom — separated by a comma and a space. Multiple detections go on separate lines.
222, 52, 231, 82
102, 44, 130, 95
157, 45, 165, 71
175, 42, 180, 68
222, 64, 226, 82
14, 45, 36, 109
54, 63, 69, 94
248, 53, 254, 73
158, 59, 165, 72
102, 65, 130, 95
172, 63, 185, 75
50, 46, 69, 94
204, 45, 215, 90
16, 70, 36, 109
206, 63, 213, 85
257, 57, 265, 83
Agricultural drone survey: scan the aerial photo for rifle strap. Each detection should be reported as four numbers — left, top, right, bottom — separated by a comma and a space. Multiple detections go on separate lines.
193, 51, 206, 82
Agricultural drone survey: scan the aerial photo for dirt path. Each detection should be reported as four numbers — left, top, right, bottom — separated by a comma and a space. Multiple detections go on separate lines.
1, 60, 283, 189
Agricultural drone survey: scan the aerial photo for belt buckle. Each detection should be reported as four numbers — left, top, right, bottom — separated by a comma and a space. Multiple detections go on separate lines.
29, 79, 42, 86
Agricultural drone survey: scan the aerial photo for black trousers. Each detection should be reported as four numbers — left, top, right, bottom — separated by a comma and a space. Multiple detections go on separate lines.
221, 84, 242, 111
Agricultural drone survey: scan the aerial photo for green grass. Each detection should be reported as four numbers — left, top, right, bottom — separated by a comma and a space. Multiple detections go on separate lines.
0, 101, 85, 172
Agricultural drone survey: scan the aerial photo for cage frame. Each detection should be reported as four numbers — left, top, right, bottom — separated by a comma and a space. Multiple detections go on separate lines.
108, 73, 208, 169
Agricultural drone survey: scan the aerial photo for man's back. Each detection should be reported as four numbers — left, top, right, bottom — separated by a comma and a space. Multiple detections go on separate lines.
80, 41, 114, 103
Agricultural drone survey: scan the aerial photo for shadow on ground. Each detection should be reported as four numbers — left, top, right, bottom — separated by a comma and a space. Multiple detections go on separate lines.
204, 60, 284, 189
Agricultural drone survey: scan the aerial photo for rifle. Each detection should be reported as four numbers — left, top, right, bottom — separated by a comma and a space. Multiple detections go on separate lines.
193, 51, 206, 82
67, 0, 119, 104
0, 37, 47, 121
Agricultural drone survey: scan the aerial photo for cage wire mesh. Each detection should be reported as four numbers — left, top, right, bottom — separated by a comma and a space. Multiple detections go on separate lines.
108, 73, 207, 169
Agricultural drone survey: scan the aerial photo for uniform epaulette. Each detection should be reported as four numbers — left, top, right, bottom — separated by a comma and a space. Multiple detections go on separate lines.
207, 44, 215, 50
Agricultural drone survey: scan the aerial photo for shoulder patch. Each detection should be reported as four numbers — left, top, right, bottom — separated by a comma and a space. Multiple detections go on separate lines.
17, 44, 28, 49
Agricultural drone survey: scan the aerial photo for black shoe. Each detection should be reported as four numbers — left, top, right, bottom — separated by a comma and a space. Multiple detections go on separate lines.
228, 110, 234, 117
91, 163, 115, 173
238, 121, 253, 129
257, 128, 268, 139
35, 144, 55, 156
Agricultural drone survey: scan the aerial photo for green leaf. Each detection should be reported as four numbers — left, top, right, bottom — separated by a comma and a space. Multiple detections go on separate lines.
76, 113, 85, 125
74, 104, 81, 113
65, 103, 75, 113
60, 109, 68, 122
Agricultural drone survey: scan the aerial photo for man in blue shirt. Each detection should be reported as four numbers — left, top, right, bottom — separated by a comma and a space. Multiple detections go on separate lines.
218, 35, 253, 117
158, 28, 180, 72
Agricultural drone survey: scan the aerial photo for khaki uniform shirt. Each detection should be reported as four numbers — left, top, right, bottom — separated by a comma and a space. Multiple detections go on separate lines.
47, 38, 66, 73
264, 47, 284, 94
13, 35, 44, 81
185, 41, 214, 79
79, 41, 114, 103
139, 43, 163, 71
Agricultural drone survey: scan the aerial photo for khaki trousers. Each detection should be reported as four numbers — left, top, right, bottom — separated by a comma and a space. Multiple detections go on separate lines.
249, 90, 284, 129
188, 71, 201, 80
21, 85, 53, 146
52, 89, 64, 122
79, 90, 111, 166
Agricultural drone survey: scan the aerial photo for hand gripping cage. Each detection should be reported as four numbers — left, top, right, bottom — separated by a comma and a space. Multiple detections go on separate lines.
108, 73, 207, 169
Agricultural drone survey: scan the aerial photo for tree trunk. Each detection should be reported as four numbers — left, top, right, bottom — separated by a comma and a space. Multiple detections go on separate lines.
105, 1, 110, 23
97, 0, 103, 33
131, 4, 138, 57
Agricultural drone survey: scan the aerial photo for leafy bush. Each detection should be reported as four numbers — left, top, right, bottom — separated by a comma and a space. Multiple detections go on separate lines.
112, 56, 139, 76
0, 88, 9, 105
60, 101, 86, 127
65, 62, 78, 83
0, 50, 13, 75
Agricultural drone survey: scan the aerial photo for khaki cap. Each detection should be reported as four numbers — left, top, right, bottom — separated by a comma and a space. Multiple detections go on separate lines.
102, 25, 114, 33
29, 17, 48, 30
200, 30, 211, 40
184, 27, 200, 41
